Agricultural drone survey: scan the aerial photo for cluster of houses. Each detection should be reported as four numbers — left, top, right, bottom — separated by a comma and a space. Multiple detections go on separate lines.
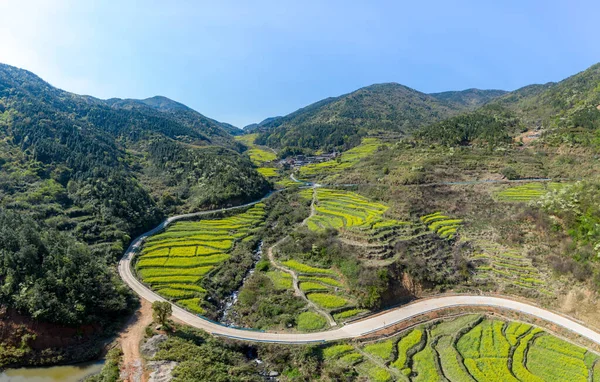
278, 152, 340, 169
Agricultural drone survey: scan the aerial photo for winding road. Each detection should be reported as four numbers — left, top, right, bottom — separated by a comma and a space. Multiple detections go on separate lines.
118, 177, 600, 346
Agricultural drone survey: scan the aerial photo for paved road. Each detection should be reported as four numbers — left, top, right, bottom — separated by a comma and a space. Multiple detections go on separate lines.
118, 180, 600, 345
119, 254, 600, 344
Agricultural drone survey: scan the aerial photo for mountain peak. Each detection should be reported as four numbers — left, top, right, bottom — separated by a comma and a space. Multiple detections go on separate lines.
139, 96, 191, 112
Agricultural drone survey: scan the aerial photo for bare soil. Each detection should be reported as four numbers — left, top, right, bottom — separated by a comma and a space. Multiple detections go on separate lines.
119, 299, 153, 382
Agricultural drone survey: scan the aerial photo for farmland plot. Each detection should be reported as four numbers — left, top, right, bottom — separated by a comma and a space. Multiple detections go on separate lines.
136, 204, 266, 314
328, 315, 598, 381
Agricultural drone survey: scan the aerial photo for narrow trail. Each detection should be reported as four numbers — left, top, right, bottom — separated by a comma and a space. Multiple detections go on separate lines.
118, 299, 153, 382
266, 185, 337, 327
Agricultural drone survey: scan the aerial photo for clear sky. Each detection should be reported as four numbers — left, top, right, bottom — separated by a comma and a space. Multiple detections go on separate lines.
1, 1, 598, 127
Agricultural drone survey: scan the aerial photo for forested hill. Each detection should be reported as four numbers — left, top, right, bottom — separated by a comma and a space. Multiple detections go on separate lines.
489, 62, 600, 129
105, 95, 243, 139
0, 63, 269, 333
254, 83, 502, 152
429, 88, 507, 109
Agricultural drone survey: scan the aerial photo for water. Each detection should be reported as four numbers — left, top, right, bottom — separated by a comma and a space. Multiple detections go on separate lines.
219, 241, 263, 326
0, 361, 104, 382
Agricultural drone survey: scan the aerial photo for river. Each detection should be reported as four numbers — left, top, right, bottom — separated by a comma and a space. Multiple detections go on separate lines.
0, 361, 104, 382
219, 241, 263, 326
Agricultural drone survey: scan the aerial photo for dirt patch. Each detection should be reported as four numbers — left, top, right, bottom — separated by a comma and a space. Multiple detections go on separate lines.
119, 299, 153, 382
0, 307, 104, 367
515, 130, 543, 145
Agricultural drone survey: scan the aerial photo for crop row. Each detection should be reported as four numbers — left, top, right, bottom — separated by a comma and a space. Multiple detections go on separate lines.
324, 316, 599, 382
307, 188, 391, 232
307, 292, 349, 309
299, 138, 381, 176
137, 204, 266, 307
281, 259, 336, 275
473, 245, 549, 293
496, 182, 565, 202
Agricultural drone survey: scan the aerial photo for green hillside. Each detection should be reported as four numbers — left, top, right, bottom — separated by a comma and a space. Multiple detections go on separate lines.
429, 88, 507, 109
255, 83, 470, 152
491, 62, 600, 130
0, 63, 269, 330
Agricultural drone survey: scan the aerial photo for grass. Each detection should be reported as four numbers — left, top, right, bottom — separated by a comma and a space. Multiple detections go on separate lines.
307, 293, 349, 309
339, 352, 363, 366
364, 364, 392, 382
137, 204, 265, 309
333, 309, 368, 321
297, 311, 328, 331
363, 340, 394, 361
281, 259, 336, 275
266, 271, 293, 290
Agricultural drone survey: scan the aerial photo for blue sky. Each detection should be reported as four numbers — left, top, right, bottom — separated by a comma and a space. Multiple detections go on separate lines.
1, 1, 598, 127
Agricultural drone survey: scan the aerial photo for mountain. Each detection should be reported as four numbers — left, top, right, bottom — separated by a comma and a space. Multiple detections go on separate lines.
0, 63, 270, 343
243, 116, 282, 133
103, 96, 241, 146
429, 88, 507, 109
489, 63, 600, 129
254, 83, 471, 151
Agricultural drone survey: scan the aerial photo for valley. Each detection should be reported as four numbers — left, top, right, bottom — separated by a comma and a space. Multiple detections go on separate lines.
3, 61, 600, 382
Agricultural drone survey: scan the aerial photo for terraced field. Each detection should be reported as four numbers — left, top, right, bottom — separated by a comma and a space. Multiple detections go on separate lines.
471, 242, 551, 295
420, 212, 463, 239
235, 133, 277, 166
320, 315, 600, 381
303, 188, 450, 262
299, 137, 381, 177
136, 204, 266, 314
278, 258, 363, 320
496, 182, 565, 202
305, 188, 392, 231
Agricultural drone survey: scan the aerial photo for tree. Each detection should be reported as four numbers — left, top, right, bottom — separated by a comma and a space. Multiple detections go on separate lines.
152, 301, 172, 326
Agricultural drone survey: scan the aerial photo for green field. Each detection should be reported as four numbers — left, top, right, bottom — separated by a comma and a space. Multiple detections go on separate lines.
319, 316, 599, 381
496, 182, 565, 202
306, 188, 391, 231
296, 311, 328, 331
299, 137, 381, 177
136, 204, 266, 313
235, 134, 277, 165
420, 211, 463, 239
257, 167, 278, 177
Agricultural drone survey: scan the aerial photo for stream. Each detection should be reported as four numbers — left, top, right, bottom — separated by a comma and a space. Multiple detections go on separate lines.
219, 241, 263, 327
